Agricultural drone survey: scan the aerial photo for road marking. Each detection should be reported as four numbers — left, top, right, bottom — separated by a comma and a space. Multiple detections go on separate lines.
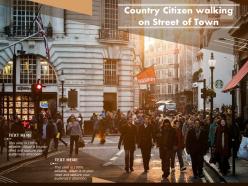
92, 177, 114, 183
0, 176, 17, 183
102, 149, 124, 167
203, 169, 214, 183
102, 162, 113, 167
110, 157, 118, 161
116, 149, 124, 156
84, 146, 117, 150
0, 151, 64, 176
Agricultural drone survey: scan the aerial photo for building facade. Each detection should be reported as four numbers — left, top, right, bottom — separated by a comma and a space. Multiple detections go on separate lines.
0, 0, 142, 121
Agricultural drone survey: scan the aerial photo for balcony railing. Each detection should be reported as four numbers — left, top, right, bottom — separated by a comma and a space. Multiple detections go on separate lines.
4, 25, 53, 38
99, 29, 129, 44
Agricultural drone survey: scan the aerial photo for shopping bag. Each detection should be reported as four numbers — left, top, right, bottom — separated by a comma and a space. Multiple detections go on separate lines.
56, 132, 60, 139
237, 137, 248, 160
78, 137, 85, 148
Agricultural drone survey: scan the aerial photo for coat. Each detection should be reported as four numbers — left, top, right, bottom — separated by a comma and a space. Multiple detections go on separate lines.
215, 125, 231, 158
186, 127, 208, 156
118, 124, 137, 150
158, 125, 176, 158
175, 127, 185, 150
137, 124, 155, 149
208, 122, 218, 147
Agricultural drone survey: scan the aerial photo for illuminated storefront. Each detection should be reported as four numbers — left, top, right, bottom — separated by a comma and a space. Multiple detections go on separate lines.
0, 54, 58, 121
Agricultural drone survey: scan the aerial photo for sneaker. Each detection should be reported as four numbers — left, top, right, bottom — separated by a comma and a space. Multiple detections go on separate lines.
180, 167, 186, 171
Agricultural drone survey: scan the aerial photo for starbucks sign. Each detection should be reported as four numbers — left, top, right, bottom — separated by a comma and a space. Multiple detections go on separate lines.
215, 80, 224, 89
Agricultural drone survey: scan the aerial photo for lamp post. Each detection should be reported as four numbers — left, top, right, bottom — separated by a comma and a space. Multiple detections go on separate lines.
60, 70, 65, 126
208, 53, 216, 123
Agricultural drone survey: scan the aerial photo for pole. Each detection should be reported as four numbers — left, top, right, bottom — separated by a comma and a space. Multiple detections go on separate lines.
12, 52, 17, 117
231, 91, 236, 176
210, 67, 214, 123
62, 80, 64, 126
203, 79, 206, 118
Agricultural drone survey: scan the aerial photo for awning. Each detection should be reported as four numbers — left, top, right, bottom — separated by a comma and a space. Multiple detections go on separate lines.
223, 60, 248, 92
136, 66, 156, 84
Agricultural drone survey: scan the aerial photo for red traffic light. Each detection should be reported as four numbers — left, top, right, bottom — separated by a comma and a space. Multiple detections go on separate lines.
36, 84, 42, 90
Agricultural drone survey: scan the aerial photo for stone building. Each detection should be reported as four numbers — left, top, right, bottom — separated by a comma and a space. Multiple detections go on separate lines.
0, 0, 143, 122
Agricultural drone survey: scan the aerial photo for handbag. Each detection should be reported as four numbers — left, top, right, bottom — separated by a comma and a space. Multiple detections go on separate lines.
78, 137, 85, 148
237, 136, 248, 160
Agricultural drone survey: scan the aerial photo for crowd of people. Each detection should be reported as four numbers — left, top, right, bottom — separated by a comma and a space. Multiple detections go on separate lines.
112, 107, 248, 180
1, 106, 248, 181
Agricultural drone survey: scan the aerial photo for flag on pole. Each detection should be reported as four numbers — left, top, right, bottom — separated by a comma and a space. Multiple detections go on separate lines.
35, 14, 50, 61
136, 66, 156, 84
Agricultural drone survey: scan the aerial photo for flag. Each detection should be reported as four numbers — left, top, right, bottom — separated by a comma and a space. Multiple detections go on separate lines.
35, 14, 50, 61
136, 66, 156, 84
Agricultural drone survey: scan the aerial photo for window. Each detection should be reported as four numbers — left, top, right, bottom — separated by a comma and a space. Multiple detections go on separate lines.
104, 0, 118, 29
168, 69, 173, 77
175, 84, 179, 93
12, 0, 38, 37
41, 61, 57, 84
0, 55, 57, 85
104, 59, 118, 86
168, 84, 172, 94
20, 55, 37, 84
0, 62, 13, 83
162, 85, 167, 94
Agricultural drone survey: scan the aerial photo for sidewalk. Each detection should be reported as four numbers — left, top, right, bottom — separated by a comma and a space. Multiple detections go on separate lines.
204, 153, 248, 183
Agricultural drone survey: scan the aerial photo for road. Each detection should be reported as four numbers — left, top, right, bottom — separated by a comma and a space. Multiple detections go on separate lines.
0, 136, 208, 183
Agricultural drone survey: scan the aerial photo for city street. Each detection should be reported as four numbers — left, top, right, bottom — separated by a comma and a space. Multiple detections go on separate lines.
0, 136, 206, 183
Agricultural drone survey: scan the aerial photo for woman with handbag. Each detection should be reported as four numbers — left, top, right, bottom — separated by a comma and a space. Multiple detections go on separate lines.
67, 115, 83, 157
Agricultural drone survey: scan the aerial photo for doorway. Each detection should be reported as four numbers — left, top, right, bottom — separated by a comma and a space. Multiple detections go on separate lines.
104, 93, 117, 112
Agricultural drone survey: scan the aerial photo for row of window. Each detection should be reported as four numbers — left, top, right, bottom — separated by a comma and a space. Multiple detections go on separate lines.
9, 0, 119, 37
156, 68, 178, 79
0, 55, 57, 84
147, 54, 177, 66
156, 84, 179, 95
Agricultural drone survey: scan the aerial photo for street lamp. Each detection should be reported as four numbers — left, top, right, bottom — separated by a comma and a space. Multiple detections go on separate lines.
208, 52, 216, 122
60, 70, 65, 125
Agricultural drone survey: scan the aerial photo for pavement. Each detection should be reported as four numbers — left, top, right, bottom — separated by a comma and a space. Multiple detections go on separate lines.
204, 153, 248, 183
0, 136, 207, 183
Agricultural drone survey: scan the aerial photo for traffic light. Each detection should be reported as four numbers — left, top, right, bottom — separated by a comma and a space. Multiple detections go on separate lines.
201, 88, 207, 99
31, 81, 42, 100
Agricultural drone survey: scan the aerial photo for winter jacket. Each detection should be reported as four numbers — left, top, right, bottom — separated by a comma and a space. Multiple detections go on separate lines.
118, 123, 137, 150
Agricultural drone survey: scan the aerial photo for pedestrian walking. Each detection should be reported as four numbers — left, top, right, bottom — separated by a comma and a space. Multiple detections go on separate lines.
215, 117, 231, 175
40, 117, 56, 158
118, 117, 138, 173
186, 119, 208, 179
158, 119, 176, 180
137, 115, 155, 173
171, 120, 186, 172
208, 116, 219, 164
54, 113, 68, 149
10, 115, 25, 157
0, 116, 8, 155
91, 113, 100, 143
67, 115, 83, 157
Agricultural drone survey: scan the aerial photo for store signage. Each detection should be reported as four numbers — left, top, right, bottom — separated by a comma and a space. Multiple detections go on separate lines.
17, 86, 31, 91
215, 80, 224, 89
40, 101, 49, 109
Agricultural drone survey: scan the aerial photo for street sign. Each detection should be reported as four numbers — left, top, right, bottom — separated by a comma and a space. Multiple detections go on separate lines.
215, 80, 224, 89
40, 101, 49, 109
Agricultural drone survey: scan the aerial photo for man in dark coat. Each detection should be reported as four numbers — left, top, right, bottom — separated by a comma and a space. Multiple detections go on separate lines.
118, 117, 137, 173
137, 115, 155, 173
186, 119, 208, 178
158, 119, 176, 180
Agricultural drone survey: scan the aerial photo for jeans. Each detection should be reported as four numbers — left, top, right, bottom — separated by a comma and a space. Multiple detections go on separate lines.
70, 135, 79, 155
125, 150, 135, 170
190, 153, 204, 177
141, 147, 152, 171
171, 149, 185, 168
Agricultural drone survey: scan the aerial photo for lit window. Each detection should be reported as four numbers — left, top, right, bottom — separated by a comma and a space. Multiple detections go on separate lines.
0, 62, 13, 83
20, 55, 37, 84
40, 61, 57, 84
